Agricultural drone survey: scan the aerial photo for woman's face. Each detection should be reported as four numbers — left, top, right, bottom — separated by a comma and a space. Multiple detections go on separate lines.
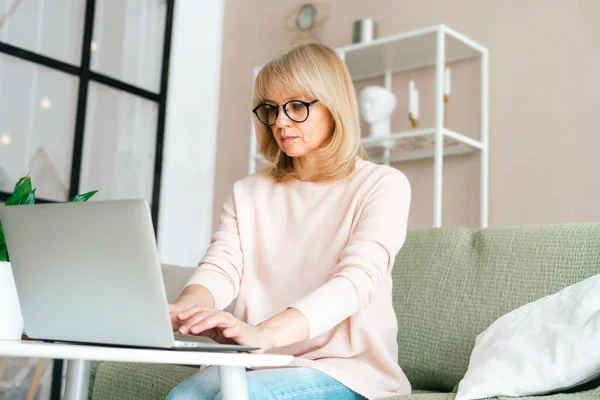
266, 93, 332, 159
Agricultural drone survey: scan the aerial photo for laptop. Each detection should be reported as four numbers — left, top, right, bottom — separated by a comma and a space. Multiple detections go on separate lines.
0, 200, 258, 352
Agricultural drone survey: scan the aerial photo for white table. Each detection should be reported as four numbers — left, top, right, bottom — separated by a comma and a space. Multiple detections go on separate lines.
0, 340, 293, 400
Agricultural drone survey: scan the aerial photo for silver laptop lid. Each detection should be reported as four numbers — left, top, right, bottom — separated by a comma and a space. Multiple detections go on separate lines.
0, 200, 175, 349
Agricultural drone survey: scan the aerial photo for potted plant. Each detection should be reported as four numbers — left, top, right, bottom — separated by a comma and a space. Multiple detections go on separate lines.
0, 176, 98, 340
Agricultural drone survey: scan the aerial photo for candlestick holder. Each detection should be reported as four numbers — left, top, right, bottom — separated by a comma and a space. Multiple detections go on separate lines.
408, 112, 419, 128
444, 94, 450, 128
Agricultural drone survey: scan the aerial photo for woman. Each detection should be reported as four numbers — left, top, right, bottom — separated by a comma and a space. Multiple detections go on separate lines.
167, 43, 411, 400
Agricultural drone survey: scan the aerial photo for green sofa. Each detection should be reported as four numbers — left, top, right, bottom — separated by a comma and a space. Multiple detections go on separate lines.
88, 224, 600, 400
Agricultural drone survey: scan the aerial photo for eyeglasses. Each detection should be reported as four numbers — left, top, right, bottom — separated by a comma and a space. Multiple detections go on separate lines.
252, 99, 319, 126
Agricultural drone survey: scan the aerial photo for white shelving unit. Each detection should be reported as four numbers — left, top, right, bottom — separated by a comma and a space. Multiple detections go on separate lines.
248, 24, 489, 228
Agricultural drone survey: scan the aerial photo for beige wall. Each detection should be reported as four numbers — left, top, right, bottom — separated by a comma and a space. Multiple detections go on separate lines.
212, 0, 600, 230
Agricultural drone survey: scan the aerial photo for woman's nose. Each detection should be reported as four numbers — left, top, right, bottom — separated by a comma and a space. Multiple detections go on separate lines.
275, 107, 293, 128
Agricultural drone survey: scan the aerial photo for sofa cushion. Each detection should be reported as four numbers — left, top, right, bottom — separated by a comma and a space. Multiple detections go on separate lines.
88, 362, 600, 400
456, 274, 600, 400
90, 362, 197, 400
392, 224, 600, 392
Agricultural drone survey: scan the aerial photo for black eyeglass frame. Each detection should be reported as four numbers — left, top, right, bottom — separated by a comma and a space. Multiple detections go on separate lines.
252, 99, 319, 126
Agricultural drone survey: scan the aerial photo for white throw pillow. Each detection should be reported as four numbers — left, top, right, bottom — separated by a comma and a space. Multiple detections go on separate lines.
456, 274, 600, 400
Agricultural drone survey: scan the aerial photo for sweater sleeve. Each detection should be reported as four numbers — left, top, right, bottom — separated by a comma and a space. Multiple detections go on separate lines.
290, 171, 411, 338
184, 189, 243, 310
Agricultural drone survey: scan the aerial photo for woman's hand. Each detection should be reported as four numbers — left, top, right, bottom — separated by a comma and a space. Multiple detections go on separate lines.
168, 303, 193, 333
174, 306, 278, 353
169, 284, 216, 332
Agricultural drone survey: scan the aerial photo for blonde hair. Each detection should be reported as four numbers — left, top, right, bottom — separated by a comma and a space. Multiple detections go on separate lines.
253, 43, 365, 183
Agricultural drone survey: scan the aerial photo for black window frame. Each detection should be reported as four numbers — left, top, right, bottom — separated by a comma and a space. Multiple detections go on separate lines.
0, 0, 175, 397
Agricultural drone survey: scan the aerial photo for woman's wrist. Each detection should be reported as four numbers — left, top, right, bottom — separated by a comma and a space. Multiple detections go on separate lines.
175, 284, 215, 309
257, 307, 310, 348
256, 324, 279, 350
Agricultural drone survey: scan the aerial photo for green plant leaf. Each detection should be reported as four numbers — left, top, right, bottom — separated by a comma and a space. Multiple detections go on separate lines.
0, 249, 7, 262
69, 190, 98, 203
0, 219, 7, 262
5, 176, 33, 205
8, 189, 36, 205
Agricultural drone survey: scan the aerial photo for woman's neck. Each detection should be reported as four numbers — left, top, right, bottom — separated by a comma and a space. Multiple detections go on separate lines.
293, 156, 320, 182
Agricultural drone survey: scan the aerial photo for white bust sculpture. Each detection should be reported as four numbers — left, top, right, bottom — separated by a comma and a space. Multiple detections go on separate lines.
359, 85, 397, 140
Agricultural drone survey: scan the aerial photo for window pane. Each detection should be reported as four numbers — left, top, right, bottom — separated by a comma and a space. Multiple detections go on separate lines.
91, 0, 166, 92
0, 55, 78, 201
0, 0, 85, 65
80, 82, 158, 204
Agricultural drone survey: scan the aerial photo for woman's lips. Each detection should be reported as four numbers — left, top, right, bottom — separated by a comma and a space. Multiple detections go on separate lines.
280, 136, 297, 144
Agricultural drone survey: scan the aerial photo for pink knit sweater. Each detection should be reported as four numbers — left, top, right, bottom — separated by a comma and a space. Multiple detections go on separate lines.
185, 158, 412, 399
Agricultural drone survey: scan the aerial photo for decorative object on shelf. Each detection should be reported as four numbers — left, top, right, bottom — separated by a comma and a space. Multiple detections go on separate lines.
444, 67, 451, 127
444, 67, 451, 100
359, 85, 397, 150
284, 3, 330, 46
408, 80, 420, 128
0, 176, 98, 340
297, 4, 316, 30
352, 18, 377, 44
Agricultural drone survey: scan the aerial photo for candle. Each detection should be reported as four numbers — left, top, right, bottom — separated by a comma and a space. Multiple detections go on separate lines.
414, 88, 420, 120
408, 80, 414, 115
444, 68, 451, 96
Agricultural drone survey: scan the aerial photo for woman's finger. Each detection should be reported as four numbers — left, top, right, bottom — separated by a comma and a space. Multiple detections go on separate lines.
190, 316, 232, 334
190, 312, 236, 334
222, 325, 240, 338
178, 309, 217, 334
177, 305, 209, 320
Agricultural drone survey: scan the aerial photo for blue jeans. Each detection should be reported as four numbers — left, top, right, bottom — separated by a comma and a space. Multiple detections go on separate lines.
166, 366, 366, 400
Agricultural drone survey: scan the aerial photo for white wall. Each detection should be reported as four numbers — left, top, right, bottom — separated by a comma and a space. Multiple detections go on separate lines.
157, 0, 225, 267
